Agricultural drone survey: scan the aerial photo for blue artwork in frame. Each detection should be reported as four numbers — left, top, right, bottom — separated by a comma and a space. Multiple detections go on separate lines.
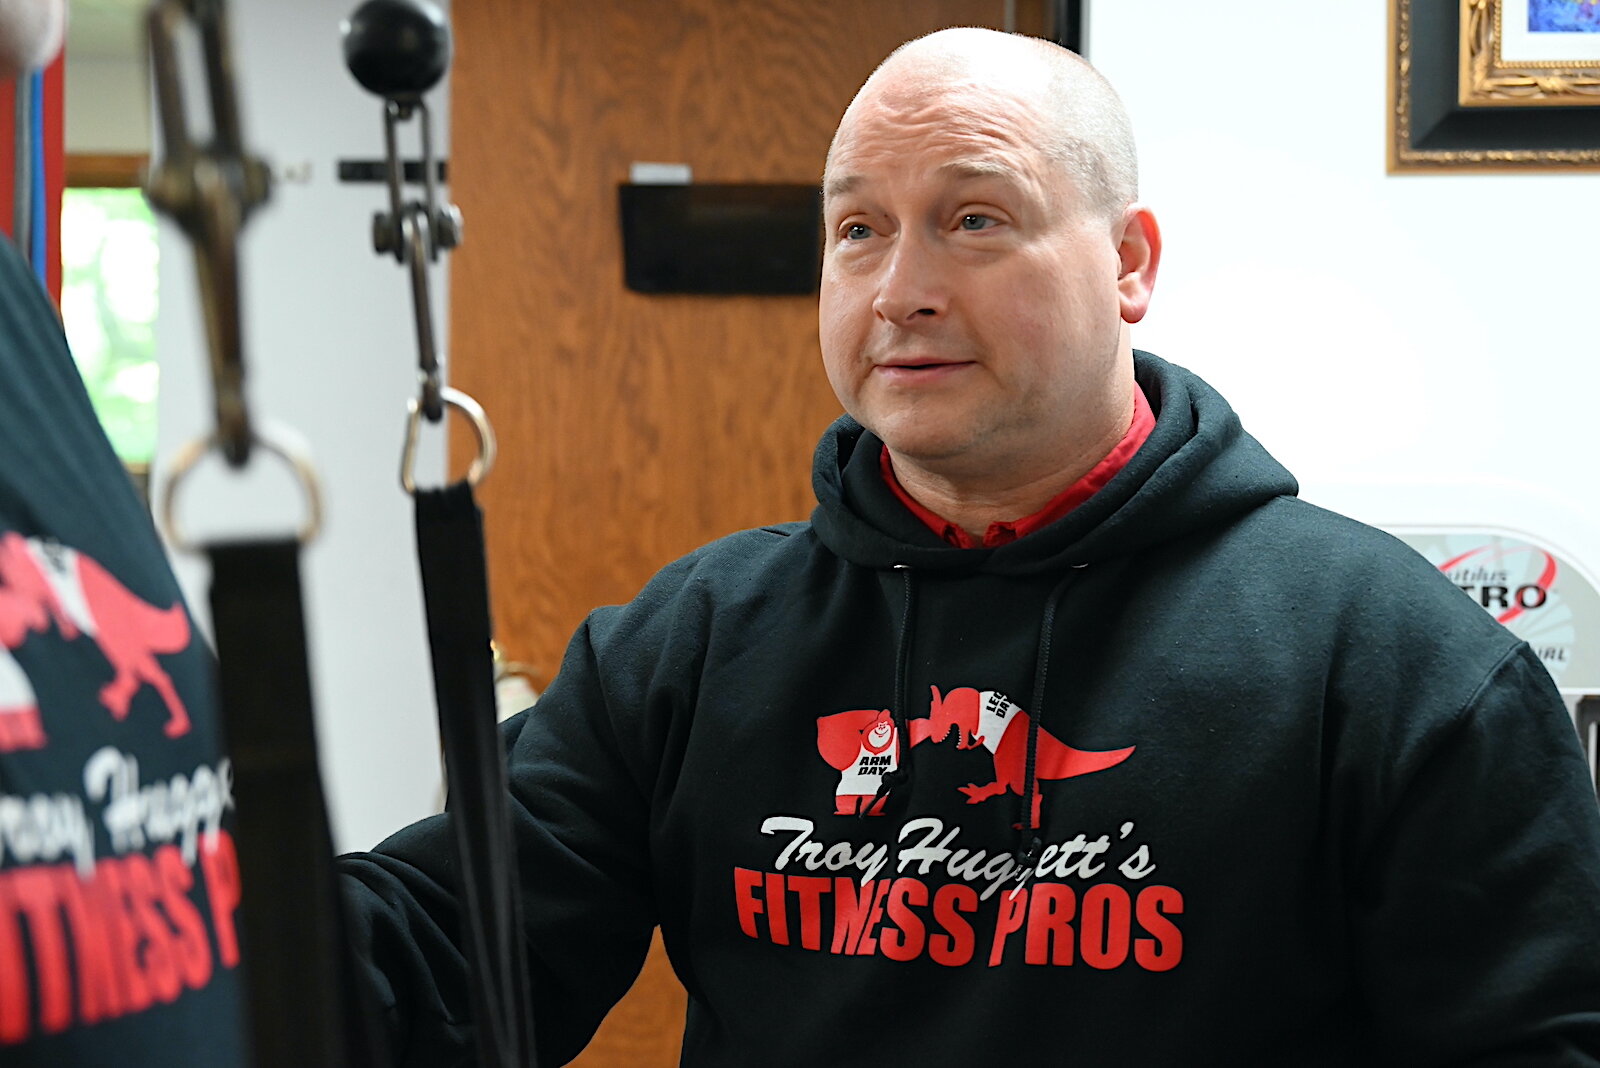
1529, 0, 1600, 32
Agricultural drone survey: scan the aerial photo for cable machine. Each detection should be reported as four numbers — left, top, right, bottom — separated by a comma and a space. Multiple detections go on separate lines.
147, 0, 532, 1063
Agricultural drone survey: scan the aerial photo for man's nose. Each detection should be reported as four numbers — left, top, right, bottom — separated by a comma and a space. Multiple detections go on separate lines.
872, 233, 945, 325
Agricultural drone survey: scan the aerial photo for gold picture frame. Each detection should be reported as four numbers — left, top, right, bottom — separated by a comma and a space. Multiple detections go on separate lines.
1459, 0, 1600, 106
1390, 0, 1600, 170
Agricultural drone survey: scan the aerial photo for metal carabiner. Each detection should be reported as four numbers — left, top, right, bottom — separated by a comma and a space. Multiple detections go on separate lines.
378, 101, 462, 426
161, 427, 325, 551
375, 98, 461, 265
343, 0, 488, 481
400, 386, 497, 495
144, 0, 272, 469
402, 207, 443, 421
372, 96, 461, 426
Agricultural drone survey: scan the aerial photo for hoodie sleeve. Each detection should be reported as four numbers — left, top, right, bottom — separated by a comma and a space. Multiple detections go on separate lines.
1353, 642, 1600, 1064
338, 607, 667, 1067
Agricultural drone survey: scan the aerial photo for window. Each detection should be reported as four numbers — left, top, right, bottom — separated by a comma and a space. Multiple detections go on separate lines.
59, 177, 159, 467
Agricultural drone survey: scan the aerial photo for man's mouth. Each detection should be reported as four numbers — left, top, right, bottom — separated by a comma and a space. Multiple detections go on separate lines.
874, 360, 972, 380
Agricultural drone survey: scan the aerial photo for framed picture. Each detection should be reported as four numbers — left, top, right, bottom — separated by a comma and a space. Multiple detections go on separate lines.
1390, 0, 1600, 170
1460, 0, 1600, 105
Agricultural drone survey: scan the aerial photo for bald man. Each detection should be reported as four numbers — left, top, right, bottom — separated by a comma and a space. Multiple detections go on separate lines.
343, 28, 1600, 1065
0, 1, 251, 1063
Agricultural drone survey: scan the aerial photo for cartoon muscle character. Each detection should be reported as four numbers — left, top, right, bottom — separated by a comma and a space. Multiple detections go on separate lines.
816, 707, 902, 816
924, 685, 1134, 824
0, 532, 192, 750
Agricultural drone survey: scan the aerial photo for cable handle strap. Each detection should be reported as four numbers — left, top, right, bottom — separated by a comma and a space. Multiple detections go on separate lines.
342, 6, 532, 1062
415, 482, 536, 1067
145, 3, 379, 1063
209, 541, 391, 1068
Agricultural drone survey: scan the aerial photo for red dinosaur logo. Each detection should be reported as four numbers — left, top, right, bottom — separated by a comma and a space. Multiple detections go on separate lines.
922, 686, 1134, 824
815, 686, 1134, 820
0, 532, 192, 751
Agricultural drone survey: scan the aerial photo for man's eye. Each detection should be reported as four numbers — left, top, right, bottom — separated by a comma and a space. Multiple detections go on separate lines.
959, 214, 994, 231
844, 223, 873, 241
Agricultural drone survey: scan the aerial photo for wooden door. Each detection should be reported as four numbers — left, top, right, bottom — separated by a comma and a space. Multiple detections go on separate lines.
450, 2, 1027, 1063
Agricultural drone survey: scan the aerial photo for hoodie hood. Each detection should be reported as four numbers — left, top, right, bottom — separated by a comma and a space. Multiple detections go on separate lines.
811, 351, 1298, 573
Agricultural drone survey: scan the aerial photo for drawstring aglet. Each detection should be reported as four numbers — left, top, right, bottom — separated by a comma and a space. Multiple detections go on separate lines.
861, 767, 909, 818
1014, 833, 1042, 868
1009, 833, 1042, 899
1004, 831, 1043, 895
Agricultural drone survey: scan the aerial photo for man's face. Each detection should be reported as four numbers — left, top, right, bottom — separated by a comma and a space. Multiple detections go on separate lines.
819, 77, 1129, 477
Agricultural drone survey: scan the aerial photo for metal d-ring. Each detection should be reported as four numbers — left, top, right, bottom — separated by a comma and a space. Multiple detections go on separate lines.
401, 386, 497, 495
160, 426, 324, 552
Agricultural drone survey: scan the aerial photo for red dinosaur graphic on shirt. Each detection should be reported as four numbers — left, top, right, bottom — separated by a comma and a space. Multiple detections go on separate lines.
0, 532, 192, 750
923, 685, 1134, 825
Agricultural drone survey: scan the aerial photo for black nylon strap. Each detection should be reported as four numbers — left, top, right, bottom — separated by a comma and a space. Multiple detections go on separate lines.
415, 482, 535, 1067
209, 540, 386, 1067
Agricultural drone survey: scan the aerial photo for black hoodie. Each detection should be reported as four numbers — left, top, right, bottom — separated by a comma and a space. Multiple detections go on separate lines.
0, 240, 248, 1063
342, 351, 1600, 1066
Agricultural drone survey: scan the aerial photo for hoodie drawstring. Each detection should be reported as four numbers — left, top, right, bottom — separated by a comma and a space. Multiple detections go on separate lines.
865, 564, 916, 818
1015, 569, 1083, 876
863, 562, 1082, 891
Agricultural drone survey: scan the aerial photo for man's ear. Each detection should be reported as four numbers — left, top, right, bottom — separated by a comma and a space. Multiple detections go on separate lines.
1115, 204, 1161, 325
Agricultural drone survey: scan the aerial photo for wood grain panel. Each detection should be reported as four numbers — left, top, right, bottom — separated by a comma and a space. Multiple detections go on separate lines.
65, 153, 145, 188
451, 2, 1003, 1064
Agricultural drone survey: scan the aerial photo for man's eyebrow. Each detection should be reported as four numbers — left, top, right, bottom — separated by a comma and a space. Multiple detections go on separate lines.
822, 160, 1023, 203
936, 159, 1025, 184
822, 174, 861, 201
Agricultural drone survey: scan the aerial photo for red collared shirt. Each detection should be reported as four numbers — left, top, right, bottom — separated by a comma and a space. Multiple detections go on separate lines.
880, 384, 1155, 549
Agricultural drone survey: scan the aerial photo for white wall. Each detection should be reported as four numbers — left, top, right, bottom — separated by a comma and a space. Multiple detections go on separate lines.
1093, 2, 1600, 566
154, 0, 449, 852
64, 54, 150, 154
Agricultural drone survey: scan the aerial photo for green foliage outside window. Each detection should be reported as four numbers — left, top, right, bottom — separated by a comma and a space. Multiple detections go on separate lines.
60, 187, 159, 464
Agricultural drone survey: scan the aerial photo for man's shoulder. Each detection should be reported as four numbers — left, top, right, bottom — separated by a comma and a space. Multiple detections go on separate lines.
1221, 495, 1517, 645
600, 522, 819, 611
583, 521, 825, 655
1233, 495, 1442, 571
675, 520, 814, 572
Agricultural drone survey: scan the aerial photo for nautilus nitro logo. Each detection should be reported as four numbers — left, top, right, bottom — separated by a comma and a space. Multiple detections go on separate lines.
1396, 529, 1600, 691
1438, 544, 1556, 626
1437, 539, 1569, 677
